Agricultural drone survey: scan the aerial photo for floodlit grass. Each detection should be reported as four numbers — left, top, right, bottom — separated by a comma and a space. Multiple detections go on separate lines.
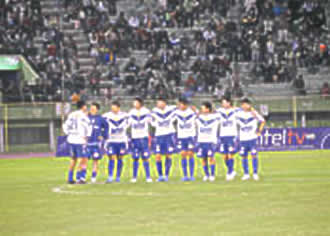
1, 150, 330, 236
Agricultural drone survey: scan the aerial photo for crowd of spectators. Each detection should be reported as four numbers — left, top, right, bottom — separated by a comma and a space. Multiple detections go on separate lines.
0, 0, 329, 102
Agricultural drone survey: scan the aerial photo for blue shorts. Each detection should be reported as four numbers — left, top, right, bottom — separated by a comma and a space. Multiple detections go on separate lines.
154, 134, 176, 155
177, 137, 195, 152
219, 136, 236, 154
69, 144, 88, 158
87, 145, 103, 160
106, 142, 127, 156
196, 143, 216, 158
131, 138, 150, 159
239, 139, 258, 157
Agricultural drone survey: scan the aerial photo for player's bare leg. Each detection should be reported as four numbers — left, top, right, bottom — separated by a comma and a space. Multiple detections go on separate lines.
165, 154, 172, 181
106, 155, 116, 183
67, 158, 77, 184
155, 154, 165, 181
209, 157, 216, 182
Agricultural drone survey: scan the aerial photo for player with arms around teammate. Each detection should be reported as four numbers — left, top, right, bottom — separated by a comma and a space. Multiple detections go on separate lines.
63, 101, 92, 184
236, 98, 265, 181
217, 96, 239, 181
128, 97, 153, 183
103, 101, 129, 183
174, 97, 197, 181
196, 102, 220, 182
151, 98, 177, 182
88, 103, 108, 183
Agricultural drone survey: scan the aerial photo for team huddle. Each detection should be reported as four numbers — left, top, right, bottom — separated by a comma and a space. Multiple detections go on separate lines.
63, 96, 265, 184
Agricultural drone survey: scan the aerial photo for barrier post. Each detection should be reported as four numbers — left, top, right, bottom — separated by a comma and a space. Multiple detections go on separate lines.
292, 96, 297, 127
4, 104, 9, 152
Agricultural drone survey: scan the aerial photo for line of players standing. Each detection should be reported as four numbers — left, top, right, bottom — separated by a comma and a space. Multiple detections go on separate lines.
63, 96, 265, 184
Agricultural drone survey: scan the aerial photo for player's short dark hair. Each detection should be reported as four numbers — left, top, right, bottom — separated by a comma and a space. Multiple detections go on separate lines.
134, 97, 144, 106
221, 96, 232, 105
240, 97, 251, 104
91, 102, 100, 110
157, 97, 167, 103
202, 101, 212, 112
112, 100, 121, 107
178, 97, 189, 105
77, 100, 86, 109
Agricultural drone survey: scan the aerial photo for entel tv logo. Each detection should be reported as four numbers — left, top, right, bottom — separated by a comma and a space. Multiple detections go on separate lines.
259, 129, 315, 146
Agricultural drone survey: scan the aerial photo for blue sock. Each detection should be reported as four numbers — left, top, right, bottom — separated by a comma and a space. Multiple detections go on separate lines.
210, 164, 215, 176
252, 157, 258, 174
116, 159, 123, 178
92, 171, 97, 178
75, 171, 81, 181
228, 158, 234, 174
133, 160, 139, 178
203, 164, 209, 177
68, 170, 74, 182
225, 159, 230, 174
189, 157, 195, 177
181, 158, 188, 177
156, 160, 163, 177
108, 159, 115, 177
242, 158, 249, 174
165, 158, 172, 177
80, 169, 87, 180
143, 161, 150, 179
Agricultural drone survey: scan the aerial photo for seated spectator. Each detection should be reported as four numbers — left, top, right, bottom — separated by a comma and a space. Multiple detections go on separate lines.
321, 82, 329, 98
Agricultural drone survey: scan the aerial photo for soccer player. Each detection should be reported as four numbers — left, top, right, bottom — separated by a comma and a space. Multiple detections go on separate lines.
128, 97, 152, 183
63, 101, 92, 184
103, 101, 129, 183
151, 98, 177, 182
88, 103, 108, 183
174, 97, 197, 181
236, 98, 265, 181
196, 102, 220, 182
217, 96, 239, 181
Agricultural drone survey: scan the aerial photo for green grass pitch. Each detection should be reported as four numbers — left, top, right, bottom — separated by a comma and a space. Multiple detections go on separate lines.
1, 150, 330, 236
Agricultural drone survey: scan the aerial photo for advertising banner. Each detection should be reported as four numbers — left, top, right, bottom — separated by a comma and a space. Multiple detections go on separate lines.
0, 56, 21, 70
56, 128, 330, 157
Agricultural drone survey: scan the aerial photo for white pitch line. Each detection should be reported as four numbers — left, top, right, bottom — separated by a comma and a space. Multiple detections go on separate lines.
51, 177, 330, 197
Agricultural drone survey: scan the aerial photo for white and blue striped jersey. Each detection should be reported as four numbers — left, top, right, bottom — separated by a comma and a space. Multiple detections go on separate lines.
174, 108, 197, 139
63, 110, 92, 145
103, 111, 129, 143
236, 109, 265, 141
151, 105, 176, 137
217, 107, 240, 137
196, 113, 220, 144
128, 107, 151, 139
